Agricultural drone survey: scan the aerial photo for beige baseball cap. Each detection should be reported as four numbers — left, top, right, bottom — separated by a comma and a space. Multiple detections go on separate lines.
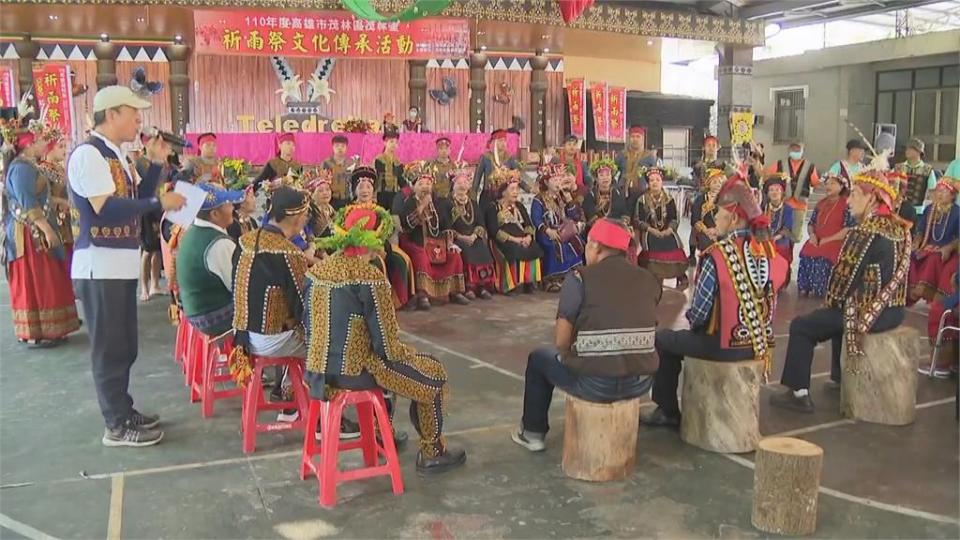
93, 85, 151, 112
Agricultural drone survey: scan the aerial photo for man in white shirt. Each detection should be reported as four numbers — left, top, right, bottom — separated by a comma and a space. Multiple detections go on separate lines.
69, 86, 185, 448
176, 182, 244, 338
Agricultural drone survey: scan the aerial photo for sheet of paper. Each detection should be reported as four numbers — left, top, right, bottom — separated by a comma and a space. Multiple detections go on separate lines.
166, 181, 206, 226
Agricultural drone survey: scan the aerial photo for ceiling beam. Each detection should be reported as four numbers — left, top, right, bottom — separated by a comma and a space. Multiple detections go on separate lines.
741, 0, 837, 20
767, 0, 954, 28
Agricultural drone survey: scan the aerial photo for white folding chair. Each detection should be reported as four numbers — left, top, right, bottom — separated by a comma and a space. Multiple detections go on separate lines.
927, 308, 960, 377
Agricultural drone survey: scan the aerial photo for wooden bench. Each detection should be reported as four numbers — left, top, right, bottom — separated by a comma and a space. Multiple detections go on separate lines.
562, 395, 641, 482
841, 325, 920, 426
680, 358, 763, 453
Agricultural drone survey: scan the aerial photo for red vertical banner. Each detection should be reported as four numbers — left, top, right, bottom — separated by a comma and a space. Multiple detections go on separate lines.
0, 65, 16, 108
590, 82, 607, 142
607, 86, 626, 143
566, 78, 586, 140
32, 64, 74, 137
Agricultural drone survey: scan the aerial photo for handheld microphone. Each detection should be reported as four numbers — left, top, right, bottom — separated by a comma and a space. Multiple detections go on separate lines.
145, 126, 192, 149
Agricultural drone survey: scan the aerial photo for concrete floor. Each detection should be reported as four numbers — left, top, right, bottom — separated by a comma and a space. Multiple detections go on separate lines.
0, 263, 958, 539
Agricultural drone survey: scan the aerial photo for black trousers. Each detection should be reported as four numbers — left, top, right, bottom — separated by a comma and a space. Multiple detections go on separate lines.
780, 306, 905, 391
521, 346, 652, 434
652, 328, 754, 416
74, 279, 140, 429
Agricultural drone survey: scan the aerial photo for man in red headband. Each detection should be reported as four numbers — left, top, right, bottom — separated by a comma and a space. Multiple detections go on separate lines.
472, 129, 520, 209
552, 134, 592, 196
178, 132, 222, 184
427, 136, 456, 198
644, 176, 787, 429
772, 169, 910, 413
254, 132, 302, 188
615, 125, 658, 204
512, 218, 662, 451
319, 134, 352, 209
691, 135, 730, 192
304, 202, 467, 474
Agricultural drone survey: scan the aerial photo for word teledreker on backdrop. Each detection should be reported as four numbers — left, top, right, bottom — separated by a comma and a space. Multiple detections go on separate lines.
233, 115, 385, 133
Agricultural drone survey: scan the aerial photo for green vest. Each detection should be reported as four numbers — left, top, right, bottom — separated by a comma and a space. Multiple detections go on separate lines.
177, 224, 235, 321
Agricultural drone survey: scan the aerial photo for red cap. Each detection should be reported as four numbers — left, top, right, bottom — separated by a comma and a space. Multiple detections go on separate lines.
276, 132, 295, 155
629, 126, 646, 136
197, 132, 217, 146
588, 219, 632, 252
704, 135, 719, 145
490, 129, 507, 142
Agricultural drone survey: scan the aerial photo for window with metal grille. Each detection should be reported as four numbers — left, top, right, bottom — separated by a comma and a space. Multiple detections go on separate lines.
774, 89, 805, 144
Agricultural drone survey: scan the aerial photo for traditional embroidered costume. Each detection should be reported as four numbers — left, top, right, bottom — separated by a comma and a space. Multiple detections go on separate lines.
796, 175, 854, 297
582, 159, 629, 229
485, 179, 543, 294
774, 169, 910, 411
472, 130, 520, 209
689, 168, 725, 258
768, 146, 820, 240
909, 180, 960, 303
445, 167, 496, 298
398, 163, 469, 308
178, 132, 223, 184
691, 136, 730, 192
615, 126, 658, 203
647, 176, 787, 427
553, 134, 593, 196
374, 131, 406, 211
634, 168, 688, 283
37, 157, 74, 269
304, 204, 467, 472
254, 133, 302, 189
895, 139, 938, 214
761, 174, 796, 271
531, 164, 586, 286
2, 130, 80, 343
320, 135, 353, 209
427, 137, 457, 199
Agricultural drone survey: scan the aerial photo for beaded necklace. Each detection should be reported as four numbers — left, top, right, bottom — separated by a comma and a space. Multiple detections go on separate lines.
766, 201, 785, 233
816, 195, 842, 231
645, 190, 668, 230
452, 194, 474, 226
929, 202, 951, 243
417, 196, 440, 237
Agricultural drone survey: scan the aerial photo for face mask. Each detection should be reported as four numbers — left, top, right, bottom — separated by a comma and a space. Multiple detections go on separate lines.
789, 151, 803, 160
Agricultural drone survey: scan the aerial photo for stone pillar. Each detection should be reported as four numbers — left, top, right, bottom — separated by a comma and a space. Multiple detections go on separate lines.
716, 44, 753, 159
166, 44, 190, 135
469, 52, 487, 133
408, 59, 428, 127
13, 36, 39, 101
530, 54, 548, 151
93, 41, 118, 88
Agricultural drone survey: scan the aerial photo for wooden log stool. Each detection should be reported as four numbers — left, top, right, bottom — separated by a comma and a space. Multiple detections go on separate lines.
752, 437, 823, 536
680, 358, 762, 453
562, 395, 641, 482
841, 326, 920, 426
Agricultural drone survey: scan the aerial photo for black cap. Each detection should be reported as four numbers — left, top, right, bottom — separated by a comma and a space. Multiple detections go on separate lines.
846, 139, 865, 151
268, 186, 310, 218
564, 133, 579, 143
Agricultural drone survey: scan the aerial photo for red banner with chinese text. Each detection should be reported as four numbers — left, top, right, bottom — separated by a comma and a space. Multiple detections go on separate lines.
590, 82, 607, 142
607, 86, 626, 142
0, 65, 16, 109
193, 10, 469, 59
566, 78, 586, 140
32, 64, 74, 138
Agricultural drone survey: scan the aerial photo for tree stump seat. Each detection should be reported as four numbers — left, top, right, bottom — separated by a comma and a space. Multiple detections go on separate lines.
562, 395, 641, 482
680, 358, 763, 453
841, 325, 920, 426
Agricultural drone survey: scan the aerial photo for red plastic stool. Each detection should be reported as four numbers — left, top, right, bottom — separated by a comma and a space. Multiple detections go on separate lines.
174, 313, 188, 373
241, 356, 309, 454
182, 322, 199, 387
189, 333, 242, 418
300, 389, 404, 508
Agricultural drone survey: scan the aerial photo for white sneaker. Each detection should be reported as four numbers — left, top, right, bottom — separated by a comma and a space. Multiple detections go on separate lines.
510, 429, 546, 452
276, 409, 299, 422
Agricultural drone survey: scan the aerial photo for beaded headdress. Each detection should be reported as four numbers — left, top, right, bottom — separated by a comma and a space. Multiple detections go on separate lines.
589, 157, 618, 176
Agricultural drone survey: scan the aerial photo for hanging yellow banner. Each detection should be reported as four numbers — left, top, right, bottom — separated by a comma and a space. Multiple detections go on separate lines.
729, 112, 754, 146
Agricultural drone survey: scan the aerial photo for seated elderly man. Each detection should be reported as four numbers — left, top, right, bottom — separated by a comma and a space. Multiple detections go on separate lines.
304, 203, 467, 474
512, 218, 662, 451
176, 182, 244, 337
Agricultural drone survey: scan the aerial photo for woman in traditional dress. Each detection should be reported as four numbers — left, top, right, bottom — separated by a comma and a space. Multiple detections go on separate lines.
689, 168, 725, 262
447, 167, 496, 300
309, 173, 336, 245
583, 158, 629, 230
796, 173, 853, 297
227, 186, 259, 240
762, 173, 796, 284
36, 136, 73, 272
349, 166, 415, 309
531, 164, 586, 292
909, 179, 960, 304
486, 178, 543, 295
634, 167, 689, 288
1, 123, 80, 346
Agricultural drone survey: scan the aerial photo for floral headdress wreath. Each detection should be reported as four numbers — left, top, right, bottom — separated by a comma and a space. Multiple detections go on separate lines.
317, 203, 394, 253
589, 156, 619, 177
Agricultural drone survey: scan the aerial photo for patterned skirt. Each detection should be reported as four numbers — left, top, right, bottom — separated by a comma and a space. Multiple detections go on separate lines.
910, 250, 959, 300
796, 255, 832, 297
638, 230, 688, 280
399, 237, 467, 300
7, 234, 80, 341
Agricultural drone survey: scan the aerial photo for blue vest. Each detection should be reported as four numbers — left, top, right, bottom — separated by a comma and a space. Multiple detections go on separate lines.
68, 136, 140, 250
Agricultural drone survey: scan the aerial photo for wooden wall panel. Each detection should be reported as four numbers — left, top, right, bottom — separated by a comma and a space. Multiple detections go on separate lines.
424, 67, 469, 133
546, 71, 565, 149
188, 55, 408, 133
484, 69, 531, 148
116, 61, 172, 131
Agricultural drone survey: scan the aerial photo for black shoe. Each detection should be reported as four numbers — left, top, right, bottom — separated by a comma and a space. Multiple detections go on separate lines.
522, 284, 534, 294
505, 288, 519, 297
130, 410, 160, 430
822, 379, 841, 392
339, 417, 361, 441
769, 389, 815, 413
478, 289, 493, 300
416, 446, 467, 475
402, 299, 418, 311
449, 293, 470, 305
416, 296, 431, 311
102, 421, 164, 448
641, 407, 681, 428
